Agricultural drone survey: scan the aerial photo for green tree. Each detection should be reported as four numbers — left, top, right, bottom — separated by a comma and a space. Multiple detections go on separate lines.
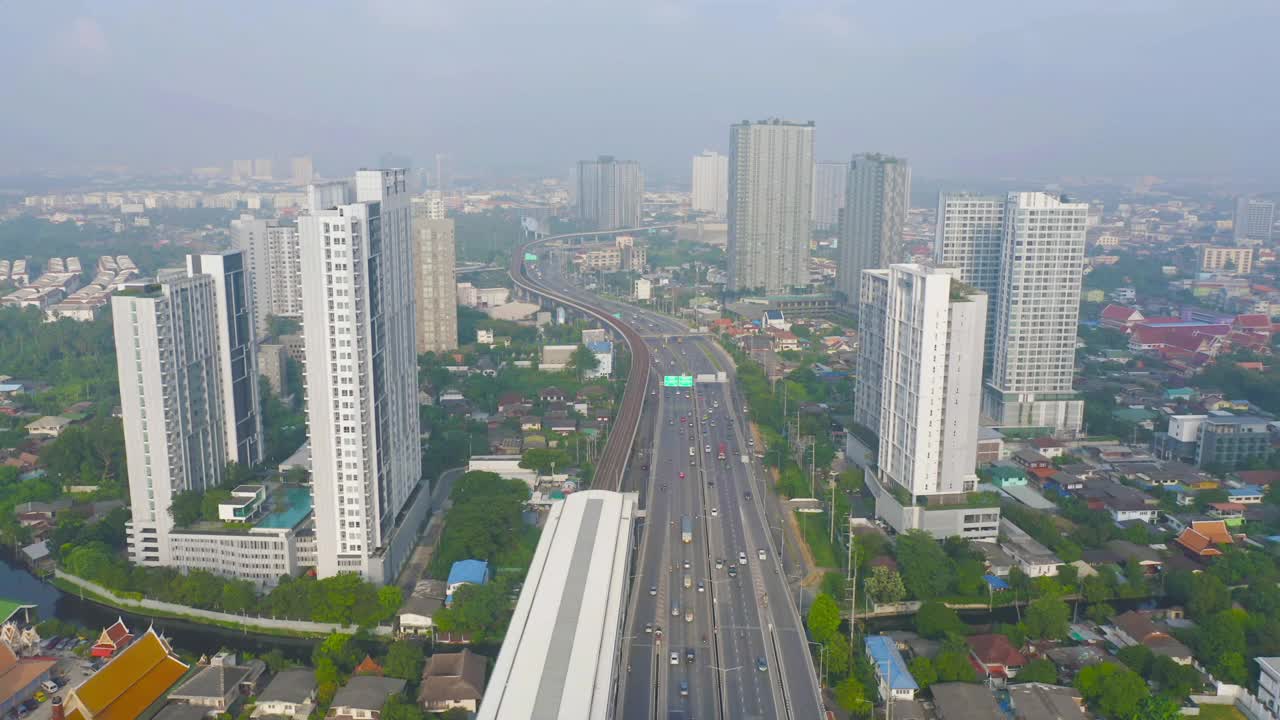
1135, 694, 1180, 720
915, 601, 965, 639
219, 580, 257, 615
381, 694, 428, 720
1013, 658, 1058, 684
1076, 663, 1150, 720
1024, 597, 1070, 640
1086, 602, 1116, 625
895, 530, 952, 599
378, 585, 404, 620
908, 656, 937, 690
834, 676, 872, 717
1150, 656, 1201, 698
519, 448, 572, 476
934, 648, 979, 683
865, 566, 907, 604
1116, 645, 1155, 676
826, 633, 852, 681
807, 593, 841, 643
569, 344, 601, 377
169, 490, 203, 527
383, 640, 425, 681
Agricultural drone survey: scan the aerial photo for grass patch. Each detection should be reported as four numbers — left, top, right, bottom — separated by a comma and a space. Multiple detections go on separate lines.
795, 510, 840, 569
1197, 706, 1247, 720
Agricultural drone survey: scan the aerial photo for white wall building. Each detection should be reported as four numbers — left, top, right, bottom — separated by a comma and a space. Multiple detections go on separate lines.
232, 215, 302, 335
857, 264, 996, 539
412, 205, 458, 354
984, 192, 1088, 437
300, 170, 425, 582
1235, 197, 1275, 244
115, 274, 226, 567
187, 251, 263, 467
934, 193, 1004, 365
838, 154, 910, 306
727, 119, 814, 294
691, 150, 728, 218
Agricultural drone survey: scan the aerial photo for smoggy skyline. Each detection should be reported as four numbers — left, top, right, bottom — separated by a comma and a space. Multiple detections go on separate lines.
2, 1, 1277, 184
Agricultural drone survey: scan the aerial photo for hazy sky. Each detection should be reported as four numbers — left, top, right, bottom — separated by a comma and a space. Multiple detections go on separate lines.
3, 1, 1277, 184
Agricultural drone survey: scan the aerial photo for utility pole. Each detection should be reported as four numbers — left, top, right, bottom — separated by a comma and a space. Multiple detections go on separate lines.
848, 534, 857, 649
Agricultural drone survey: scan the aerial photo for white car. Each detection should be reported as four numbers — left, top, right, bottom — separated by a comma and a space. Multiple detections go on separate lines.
672, 604, 680, 617
738, 552, 747, 565
671, 652, 680, 665
758, 549, 767, 560
710, 507, 718, 517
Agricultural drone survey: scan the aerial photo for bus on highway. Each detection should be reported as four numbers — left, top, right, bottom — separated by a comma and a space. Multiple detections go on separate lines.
681, 515, 693, 543
717, 442, 727, 460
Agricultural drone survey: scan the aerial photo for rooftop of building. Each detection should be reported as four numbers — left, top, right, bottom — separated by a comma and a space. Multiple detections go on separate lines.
1008, 683, 1086, 720
932, 682, 1004, 720
865, 635, 918, 691
477, 490, 638, 720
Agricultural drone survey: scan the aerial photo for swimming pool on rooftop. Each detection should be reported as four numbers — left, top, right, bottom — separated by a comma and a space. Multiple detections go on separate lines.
258, 486, 313, 529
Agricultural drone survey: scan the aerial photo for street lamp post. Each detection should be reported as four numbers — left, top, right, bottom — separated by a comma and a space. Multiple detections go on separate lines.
806, 640, 828, 688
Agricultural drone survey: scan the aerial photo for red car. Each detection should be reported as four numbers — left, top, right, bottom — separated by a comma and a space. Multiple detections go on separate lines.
679, 472, 686, 479
680, 417, 686, 424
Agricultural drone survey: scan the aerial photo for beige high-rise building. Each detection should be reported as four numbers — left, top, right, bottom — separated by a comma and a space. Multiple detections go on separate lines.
412, 201, 458, 354
727, 119, 814, 294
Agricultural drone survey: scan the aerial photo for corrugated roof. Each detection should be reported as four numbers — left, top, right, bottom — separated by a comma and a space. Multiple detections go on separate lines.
865, 635, 918, 691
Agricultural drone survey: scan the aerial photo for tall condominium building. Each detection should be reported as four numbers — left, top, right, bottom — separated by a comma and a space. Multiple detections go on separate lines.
115, 273, 226, 566
576, 155, 643, 230
232, 215, 302, 336
412, 202, 458, 354
1234, 197, 1275, 244
291, 156, 315, 186
838, 154, 910, 305
727, 119, 815, 294
187, 251, 263, 467
232, 159, 253, 181
934, 193, 1005, 364
300, 169, 426, 582
812, 162, 848, 232
691, 150, 728, 217
984, 192, 1088, 436
855, 264, 995, 539
420, 191, 446, 220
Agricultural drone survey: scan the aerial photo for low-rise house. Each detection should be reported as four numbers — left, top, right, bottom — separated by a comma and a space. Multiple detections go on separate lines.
1109, 611, 1193, 663
932, 683, 1004, 720
866, 635, 918, 700
1008, 683, 1086, 720
1013, 450, 1053, 472
1074, 478, 1158, 523
1030, 438, 1066, 459
1207, 502, 1247, 526
418, 649, 487, 714
999, 519, 1060, 577
328, 676, 407, 720
966, 634, 1027, 686
24, 415, 71, 437
539, 387, 566, 403
399, 580, 446, 637
167, 651, 264, 712
1103, 540, 1163, 574
251, 669, 317, 718
1227, 484, 1265, 504
1257, 657, 1280, 720
446, 560, 489, 606
0, 640, 55, 716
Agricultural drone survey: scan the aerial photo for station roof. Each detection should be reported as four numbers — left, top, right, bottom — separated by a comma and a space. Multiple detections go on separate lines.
477, 490, 638, 720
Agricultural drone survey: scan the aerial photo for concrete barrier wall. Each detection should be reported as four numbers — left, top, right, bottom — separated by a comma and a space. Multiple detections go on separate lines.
55, 569, 392, 636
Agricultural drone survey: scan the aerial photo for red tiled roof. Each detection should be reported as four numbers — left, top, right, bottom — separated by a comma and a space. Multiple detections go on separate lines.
1234, 470, 1280, 486
354, 655, 383, 676
966, 634, 1027, 668
1234, 314, 1272, 328
1208, 502, 1246, 512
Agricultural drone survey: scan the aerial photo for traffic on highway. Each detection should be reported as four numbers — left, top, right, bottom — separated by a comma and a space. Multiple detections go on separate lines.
512, 239, 823, 720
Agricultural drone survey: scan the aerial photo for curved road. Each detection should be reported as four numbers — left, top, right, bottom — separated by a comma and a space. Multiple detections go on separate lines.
507, 226, 673, 490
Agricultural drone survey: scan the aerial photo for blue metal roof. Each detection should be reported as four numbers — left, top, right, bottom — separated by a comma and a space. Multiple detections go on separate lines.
586, 341, 613, 353
865, 635, 918, 691
1229, 485, 1264, 496
448, 559, 490, 587
984, 575, 1010, 590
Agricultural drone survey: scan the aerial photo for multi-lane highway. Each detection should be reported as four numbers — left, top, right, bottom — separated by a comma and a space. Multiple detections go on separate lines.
525, 252, 824, 719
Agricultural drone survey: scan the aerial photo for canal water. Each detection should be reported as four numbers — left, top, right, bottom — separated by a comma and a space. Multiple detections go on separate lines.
0, 550, 320, 662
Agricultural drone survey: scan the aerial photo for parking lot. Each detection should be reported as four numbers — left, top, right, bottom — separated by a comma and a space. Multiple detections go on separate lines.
10, 644, 97, 720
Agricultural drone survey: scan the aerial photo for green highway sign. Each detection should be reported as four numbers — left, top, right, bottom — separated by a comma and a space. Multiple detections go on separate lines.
524, 252, 538, 262
663, 375, 694, 387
